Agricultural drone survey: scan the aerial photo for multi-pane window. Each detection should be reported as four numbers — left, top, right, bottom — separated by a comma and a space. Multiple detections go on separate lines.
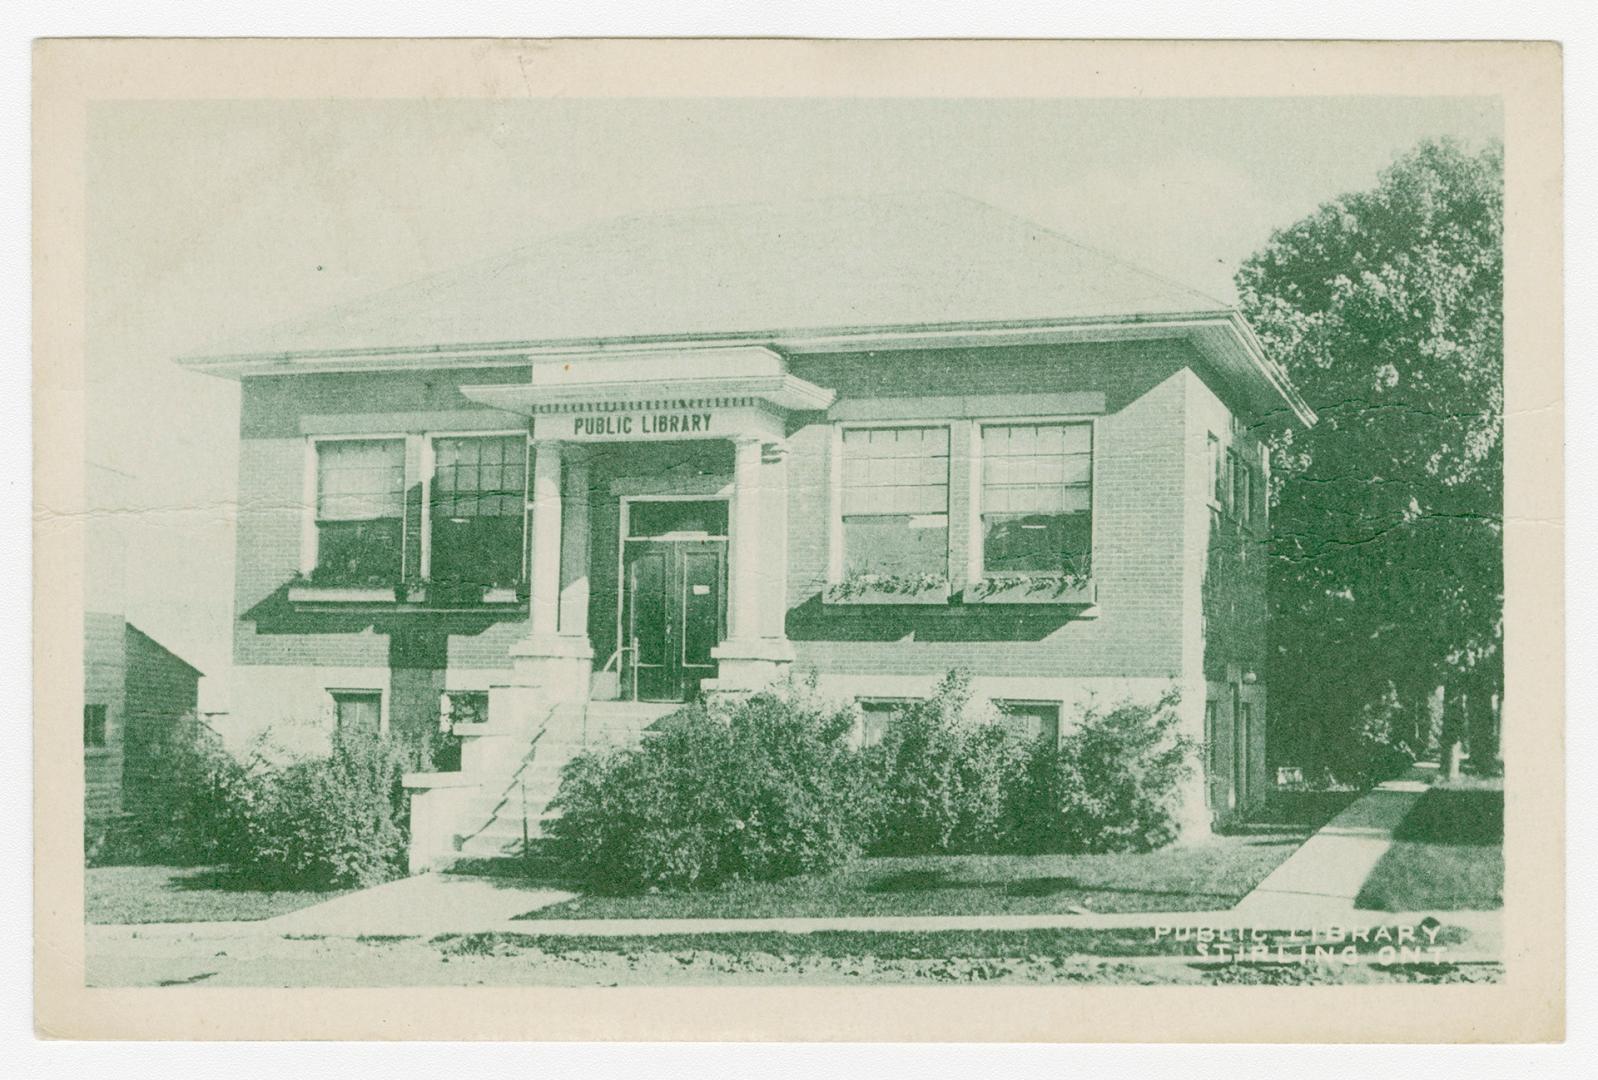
331, 690, 381, 735
84, 704, 107, 749
841, 427, 949, 578
315, 439, 406, 584
980, 422, 1092, 576
429, 436, 529, 587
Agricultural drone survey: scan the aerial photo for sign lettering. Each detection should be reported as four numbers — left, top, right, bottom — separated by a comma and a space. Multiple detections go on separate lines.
571, 412, 715, 438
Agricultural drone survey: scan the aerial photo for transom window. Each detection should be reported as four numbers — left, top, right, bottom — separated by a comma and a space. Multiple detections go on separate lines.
841, 426, 949, 579
315, 439, 406, 585
980, 422, 1092, 576
429, 436, 529, 588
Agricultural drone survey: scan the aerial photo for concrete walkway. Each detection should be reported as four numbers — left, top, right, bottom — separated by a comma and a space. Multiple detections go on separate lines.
262, 871, 576, 937
1231, 770, 1431, 922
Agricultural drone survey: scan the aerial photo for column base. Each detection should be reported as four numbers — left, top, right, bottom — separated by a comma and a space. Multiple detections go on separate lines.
705, 638, 796, 694
509, 634, 595, 702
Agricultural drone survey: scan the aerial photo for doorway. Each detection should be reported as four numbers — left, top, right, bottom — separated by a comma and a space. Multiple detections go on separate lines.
619, 499, 728, 702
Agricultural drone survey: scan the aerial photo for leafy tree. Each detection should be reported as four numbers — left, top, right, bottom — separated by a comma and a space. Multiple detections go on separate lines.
1237, 139, 1503, 777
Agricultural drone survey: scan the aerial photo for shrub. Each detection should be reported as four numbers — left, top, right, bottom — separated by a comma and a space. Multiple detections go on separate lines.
547, 680, 875, 893
1016, 688, 1196, 854
98, 715, 257, 867
238, 724, 414, 889
869, 670, 1031, 854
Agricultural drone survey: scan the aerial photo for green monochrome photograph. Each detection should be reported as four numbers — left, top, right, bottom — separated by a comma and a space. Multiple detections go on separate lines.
32, 39, 1563, 1043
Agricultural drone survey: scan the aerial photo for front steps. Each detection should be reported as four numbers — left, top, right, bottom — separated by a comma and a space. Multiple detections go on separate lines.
449, 699, 681, 862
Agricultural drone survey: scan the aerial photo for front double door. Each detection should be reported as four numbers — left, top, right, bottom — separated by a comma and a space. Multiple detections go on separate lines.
623, 540, 727, 702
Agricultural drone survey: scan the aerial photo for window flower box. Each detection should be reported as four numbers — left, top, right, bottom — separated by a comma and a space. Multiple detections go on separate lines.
823, 573, 951, 606
961, 573, 1097, 606
424, 580, 527, 607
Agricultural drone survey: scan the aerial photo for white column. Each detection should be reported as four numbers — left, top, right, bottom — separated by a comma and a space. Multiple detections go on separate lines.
727, 436, 762, 642
558, 447, 590, 637
709, 434, 795, 694
528, 439, 563, 638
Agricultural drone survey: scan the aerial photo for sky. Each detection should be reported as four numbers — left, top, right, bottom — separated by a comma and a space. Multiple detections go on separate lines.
83, 96, 1501, 701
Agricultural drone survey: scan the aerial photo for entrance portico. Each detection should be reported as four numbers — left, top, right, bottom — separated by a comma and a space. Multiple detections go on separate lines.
461, 346, 834, 702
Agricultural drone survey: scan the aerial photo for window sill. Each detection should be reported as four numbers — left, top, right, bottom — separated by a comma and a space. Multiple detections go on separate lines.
822, 580, 952, 606
960, 579, 1098, 606
287, 583, 528, 608
288, 583, 401, 604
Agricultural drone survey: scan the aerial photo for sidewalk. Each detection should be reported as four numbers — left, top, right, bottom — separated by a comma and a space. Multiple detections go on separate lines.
1231, 769, 1432, 922
263, 871, 575, 937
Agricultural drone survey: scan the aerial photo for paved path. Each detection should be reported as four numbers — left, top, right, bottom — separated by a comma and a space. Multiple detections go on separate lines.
1231, 770, 1431, 922
262, 871, 575, 937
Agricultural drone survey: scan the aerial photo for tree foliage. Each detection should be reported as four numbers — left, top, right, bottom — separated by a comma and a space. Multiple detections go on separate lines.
1236, 139, 1503, 772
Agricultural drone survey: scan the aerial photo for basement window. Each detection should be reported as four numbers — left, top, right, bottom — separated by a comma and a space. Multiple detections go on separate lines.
330, 689, 382, 735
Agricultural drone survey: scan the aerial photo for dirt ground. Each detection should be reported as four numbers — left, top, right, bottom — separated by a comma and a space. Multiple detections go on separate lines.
86, 930, 1503, 988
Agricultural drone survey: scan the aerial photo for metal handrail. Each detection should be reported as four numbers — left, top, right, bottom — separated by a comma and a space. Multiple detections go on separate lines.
597, 637, 642, 701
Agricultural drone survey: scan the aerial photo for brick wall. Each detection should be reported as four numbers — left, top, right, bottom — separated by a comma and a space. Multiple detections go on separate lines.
233, 367, 537, 677
1184, 373, 1271, 819
783, 341, 1197, 681
228, 342, 1269, 749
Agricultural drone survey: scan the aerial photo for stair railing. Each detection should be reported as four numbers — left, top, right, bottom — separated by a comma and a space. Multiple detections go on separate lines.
596, 636, 642, 702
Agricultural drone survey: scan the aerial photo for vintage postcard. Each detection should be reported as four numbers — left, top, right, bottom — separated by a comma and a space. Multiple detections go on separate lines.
33, 39, 1562, 1041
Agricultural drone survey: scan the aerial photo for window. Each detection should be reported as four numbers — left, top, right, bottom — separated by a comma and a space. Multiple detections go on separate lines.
1207, 434, 1224, 507
841, 427, 949, 578
855, 697, 919, 748
994, 700, 1060, 745
429, 436, 529, 587
1204, 699, 1219, 807
980, 422, 1092, 576
84, 704, 107, 749
1237, 458, 1253, 528
315, 439, 406, 584
331, 690, 381, 735
1226, 450, 1244, 522
441, 690, 489, 728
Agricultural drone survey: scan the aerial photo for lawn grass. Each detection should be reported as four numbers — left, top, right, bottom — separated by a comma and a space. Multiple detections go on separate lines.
1356, 785, 1504, 912
85, 865, 348, 925
515, 788, 1356, 922
439, 923, 1473, 961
